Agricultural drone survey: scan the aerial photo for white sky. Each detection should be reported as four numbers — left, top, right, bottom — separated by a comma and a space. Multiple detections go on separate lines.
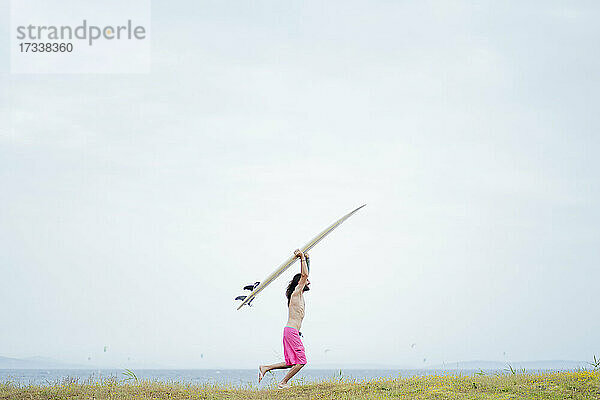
1, 1, 599, 369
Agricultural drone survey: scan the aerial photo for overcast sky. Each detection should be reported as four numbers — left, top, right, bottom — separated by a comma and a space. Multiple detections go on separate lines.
1, 0, 599, 369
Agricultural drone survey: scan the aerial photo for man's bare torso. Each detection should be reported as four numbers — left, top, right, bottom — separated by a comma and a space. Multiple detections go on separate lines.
286, 292, 305, 330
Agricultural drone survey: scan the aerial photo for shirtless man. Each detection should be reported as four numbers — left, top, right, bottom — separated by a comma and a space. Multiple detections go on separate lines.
258, 249, 310, 389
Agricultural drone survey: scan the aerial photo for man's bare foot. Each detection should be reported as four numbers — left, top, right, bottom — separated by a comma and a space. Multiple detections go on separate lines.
258, 366, 267, 383
277, 382, 291, 389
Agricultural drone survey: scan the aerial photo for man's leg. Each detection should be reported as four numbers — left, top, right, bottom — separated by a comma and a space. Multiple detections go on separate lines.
259, 362, 292, 382
279, 363, 305, 386
261, 362, 292, 373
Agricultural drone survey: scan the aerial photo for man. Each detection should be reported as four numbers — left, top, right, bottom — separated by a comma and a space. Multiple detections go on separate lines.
258, 249, 310, 389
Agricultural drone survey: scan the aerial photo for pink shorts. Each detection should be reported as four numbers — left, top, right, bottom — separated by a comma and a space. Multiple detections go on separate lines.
283, 327, 307, 365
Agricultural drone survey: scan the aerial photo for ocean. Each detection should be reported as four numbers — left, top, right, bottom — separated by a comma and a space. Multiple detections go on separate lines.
0, 368, 492, 387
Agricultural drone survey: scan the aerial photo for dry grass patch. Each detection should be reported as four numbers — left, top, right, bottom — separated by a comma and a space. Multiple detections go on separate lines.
1, 370, 599, 399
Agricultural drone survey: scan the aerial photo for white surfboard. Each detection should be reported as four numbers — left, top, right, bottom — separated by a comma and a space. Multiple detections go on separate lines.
236, 204, 366, 310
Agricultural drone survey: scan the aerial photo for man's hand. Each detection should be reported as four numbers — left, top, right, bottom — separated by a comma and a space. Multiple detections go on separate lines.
294, 249, 305, 259
304, 252, 309, 259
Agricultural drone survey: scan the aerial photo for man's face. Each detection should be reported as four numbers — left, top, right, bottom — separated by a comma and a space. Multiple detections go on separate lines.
304, 279, 310, 291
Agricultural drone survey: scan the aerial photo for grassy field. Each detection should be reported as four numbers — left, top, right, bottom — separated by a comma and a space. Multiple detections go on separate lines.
1, 370, 599, 399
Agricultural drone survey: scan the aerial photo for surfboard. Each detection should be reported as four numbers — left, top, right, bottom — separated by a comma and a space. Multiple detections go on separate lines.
236, 204, 366, 310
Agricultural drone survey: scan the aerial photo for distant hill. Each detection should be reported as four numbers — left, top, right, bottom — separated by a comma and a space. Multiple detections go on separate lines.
428, 360, 589, 370
0, 356, 89, 369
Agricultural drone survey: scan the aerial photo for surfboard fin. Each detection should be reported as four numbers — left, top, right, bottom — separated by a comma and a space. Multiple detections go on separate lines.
234, 295, 247, 301
243, 282, 260, 291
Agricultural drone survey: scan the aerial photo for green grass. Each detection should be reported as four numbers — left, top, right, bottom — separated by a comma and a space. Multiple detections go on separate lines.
1, 370, 599, 399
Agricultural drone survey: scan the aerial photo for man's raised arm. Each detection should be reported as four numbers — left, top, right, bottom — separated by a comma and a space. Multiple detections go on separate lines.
293, 249, 309, 288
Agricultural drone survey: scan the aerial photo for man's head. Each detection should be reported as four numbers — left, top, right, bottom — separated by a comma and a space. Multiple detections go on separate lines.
286, 273, 310, 305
